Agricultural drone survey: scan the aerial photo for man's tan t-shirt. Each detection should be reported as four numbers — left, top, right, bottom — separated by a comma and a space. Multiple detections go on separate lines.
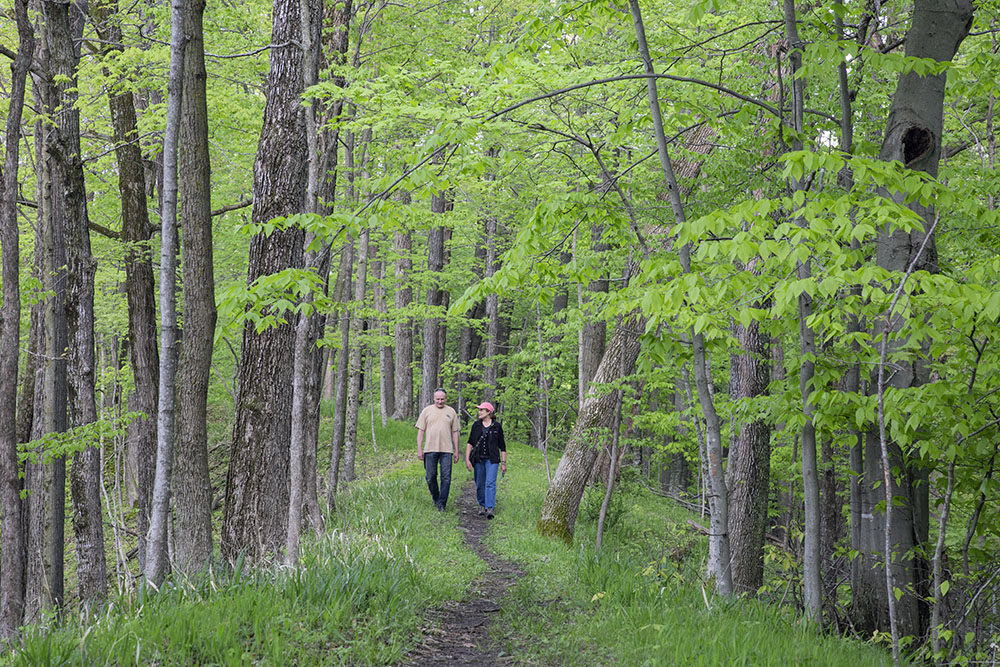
415, 404, 460, 453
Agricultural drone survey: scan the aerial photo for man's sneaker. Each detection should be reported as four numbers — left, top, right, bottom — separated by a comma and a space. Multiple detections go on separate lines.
486, 509, 494, 519
436, 503, 445, 512
477, 506, 486, 516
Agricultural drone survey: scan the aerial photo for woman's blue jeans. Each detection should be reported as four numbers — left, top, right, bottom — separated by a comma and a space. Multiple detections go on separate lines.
473, 460, 500, 509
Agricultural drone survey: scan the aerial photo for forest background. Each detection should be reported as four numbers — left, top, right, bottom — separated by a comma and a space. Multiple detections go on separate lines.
1, 0, 1000, 663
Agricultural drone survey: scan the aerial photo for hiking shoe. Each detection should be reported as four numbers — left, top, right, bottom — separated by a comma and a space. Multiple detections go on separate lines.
486, 509, 494, 519
477, 506, 486, 516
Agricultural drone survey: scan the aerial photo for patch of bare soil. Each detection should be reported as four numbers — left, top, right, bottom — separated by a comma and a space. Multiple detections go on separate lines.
402, 480, 524, 666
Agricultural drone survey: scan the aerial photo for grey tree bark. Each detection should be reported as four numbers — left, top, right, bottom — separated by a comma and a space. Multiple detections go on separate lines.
537, 317, 643, 543
419, 193, 447, 409
780, 0, 821, 621
173, 0, 215, 577
222, 0, 307, 563
373, 248, 394, 425
327, 242, 353, 510
145, 0, 186, 586
88, 0, 159, 574
854, 0, 973, 642
0, 0, 32, 637
343, 225, 369, 484
285, 0, 322, 568
726, 315, 770, 597
391, 227, 414, 419
629, 0, 731, 595
26, 29, 70, 616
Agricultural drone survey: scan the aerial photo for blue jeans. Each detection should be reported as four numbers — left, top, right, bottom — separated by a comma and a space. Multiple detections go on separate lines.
473, 460, 500, 510
424, 452, 453, 509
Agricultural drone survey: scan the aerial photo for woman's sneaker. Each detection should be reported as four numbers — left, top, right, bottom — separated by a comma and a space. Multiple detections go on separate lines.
477, 506, 486, 516
486, 509, 495, 519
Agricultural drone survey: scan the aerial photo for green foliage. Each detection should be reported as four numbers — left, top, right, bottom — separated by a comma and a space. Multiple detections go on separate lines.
18, 412, 143, 466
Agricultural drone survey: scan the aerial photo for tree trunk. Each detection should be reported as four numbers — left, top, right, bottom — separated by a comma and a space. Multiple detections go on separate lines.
726, 316, 770, 597
327, 242, 353, 508
854, 0, 973, 640
391, 227, 414, 419
343, 226, 369, 484
222, 0, 307, 563
145, 0, 186, 586
537, 317, 643, 543
26, 72, 69, 620
629, 0, 731, 594
780, 0, 821, 621
173, 0, 215, 577
0, 0, 32, 637
371, 246, 394, 425
419, 194, 447, 409
89, 0, 159, 573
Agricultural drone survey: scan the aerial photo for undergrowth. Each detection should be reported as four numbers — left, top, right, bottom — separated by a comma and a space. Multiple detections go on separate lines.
8, 414, 899, 665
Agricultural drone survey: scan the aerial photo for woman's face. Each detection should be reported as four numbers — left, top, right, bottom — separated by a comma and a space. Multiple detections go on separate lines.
478, 408, 490, 419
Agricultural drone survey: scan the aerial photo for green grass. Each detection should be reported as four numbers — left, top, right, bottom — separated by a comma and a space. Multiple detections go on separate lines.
10, 414, 479, 666
484, 443, 897, 666
7, 414, 899, 666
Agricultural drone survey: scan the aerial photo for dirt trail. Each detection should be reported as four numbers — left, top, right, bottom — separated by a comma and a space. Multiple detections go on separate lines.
402, 480, 524, 666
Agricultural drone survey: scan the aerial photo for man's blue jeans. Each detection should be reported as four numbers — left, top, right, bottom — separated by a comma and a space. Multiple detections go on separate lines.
473, 460, 500, 510
424, 452, 453, 509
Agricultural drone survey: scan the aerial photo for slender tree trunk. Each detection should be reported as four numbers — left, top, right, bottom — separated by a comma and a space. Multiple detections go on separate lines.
26, 66, 69, 620
327, 243, 353, 509
89, 0, 159, 573
373, 248, 394, 425
222, 0, 307, 563
173, 0, 215, 577
145, 0, 186, 586
419, 194, 446, 409
343, 225, 369, 484
629, 0, 731, 595
0, 0, 32, 637
391, 227, 414, 419
781, 0, 821, 621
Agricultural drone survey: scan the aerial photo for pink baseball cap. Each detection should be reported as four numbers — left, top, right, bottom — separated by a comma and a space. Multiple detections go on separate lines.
476, 402, 495, 412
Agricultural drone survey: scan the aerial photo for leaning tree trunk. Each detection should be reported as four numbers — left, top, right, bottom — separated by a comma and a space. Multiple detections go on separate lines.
89, 0, 159, 574
0, 0, 32, 638
222, 0, 307, 564
173, 0, 215, 577
854, 0, 974, 640
537, 317, 643, 543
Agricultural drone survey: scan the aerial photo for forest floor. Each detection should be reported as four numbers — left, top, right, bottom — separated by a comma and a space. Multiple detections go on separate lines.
403, 480, 524, 666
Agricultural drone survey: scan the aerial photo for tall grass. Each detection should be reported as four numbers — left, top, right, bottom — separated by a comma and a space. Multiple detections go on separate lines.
486, 444, 898, 666
10, 416, 480, 666
8, 414, 899, 665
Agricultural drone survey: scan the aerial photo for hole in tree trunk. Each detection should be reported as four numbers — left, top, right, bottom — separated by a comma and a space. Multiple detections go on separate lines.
903, 126, 933, 165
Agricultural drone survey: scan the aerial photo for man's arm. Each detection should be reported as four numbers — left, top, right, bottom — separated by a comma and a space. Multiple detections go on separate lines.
452, 427, 460, 463
417, 428, 425, 460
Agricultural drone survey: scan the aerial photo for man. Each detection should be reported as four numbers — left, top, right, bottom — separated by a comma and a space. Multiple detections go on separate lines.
415, 388, 460, 511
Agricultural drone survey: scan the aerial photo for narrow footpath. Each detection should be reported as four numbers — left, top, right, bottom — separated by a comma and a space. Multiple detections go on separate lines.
403, 480, 524, 666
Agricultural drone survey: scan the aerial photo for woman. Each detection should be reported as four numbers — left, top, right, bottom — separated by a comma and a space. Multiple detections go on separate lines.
465, 401, 507, 519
